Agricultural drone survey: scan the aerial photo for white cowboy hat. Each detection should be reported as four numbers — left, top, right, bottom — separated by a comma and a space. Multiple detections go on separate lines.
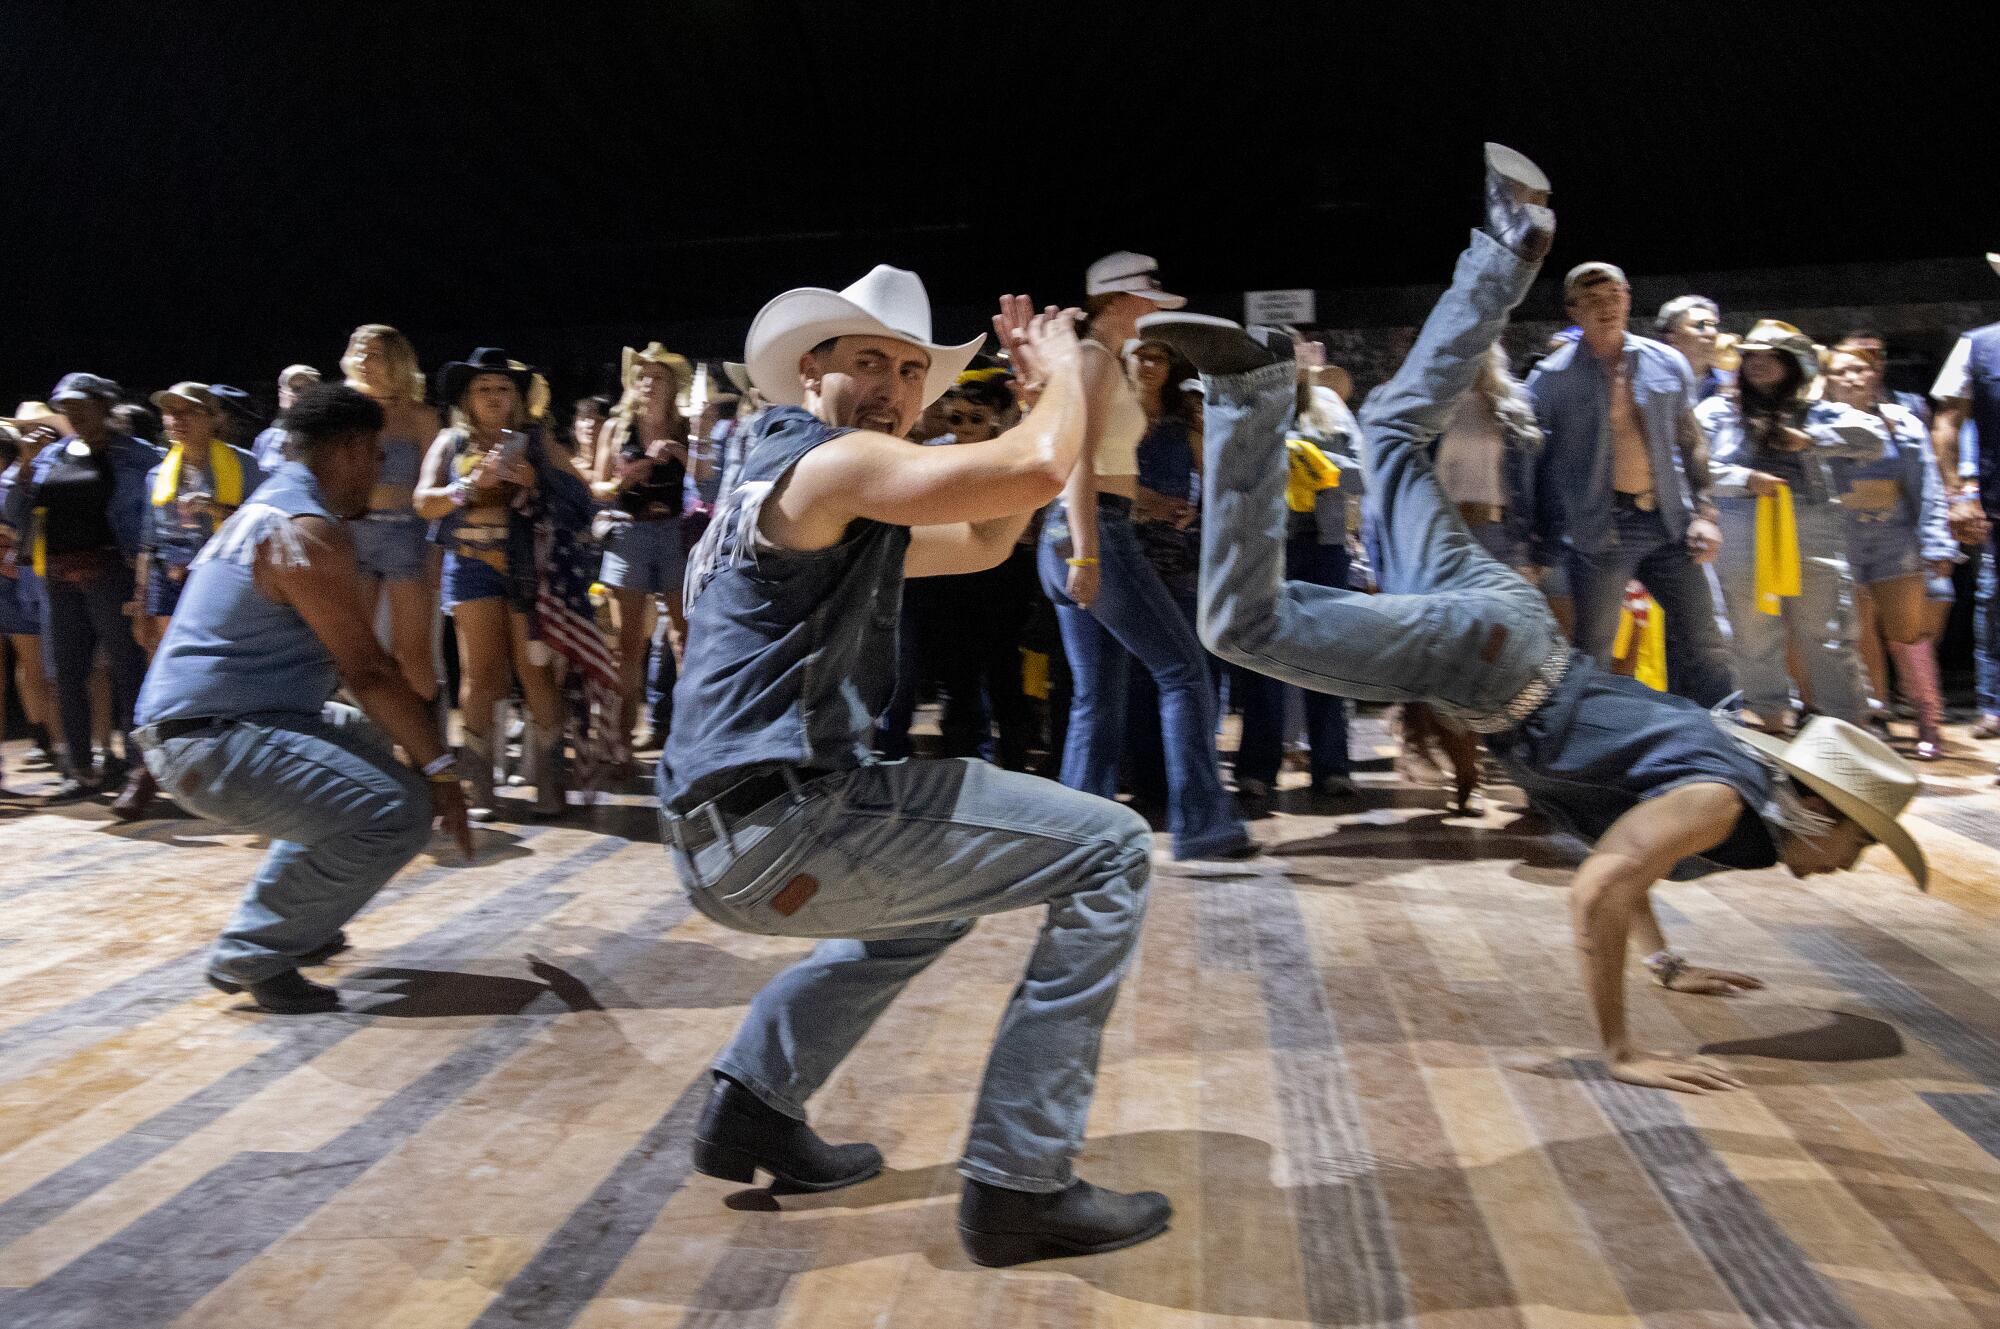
1733, 715, 1927, 890
1987, 252, 2000, 279
1086, 251, 1186, 308
744, 264, 984, 409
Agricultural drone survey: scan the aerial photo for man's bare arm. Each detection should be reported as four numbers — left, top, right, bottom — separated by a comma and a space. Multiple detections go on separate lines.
904, 514, 1030, 578
1570, 780, 1750, 1093
764, 309, 1087, 552
257, 518, 449, 769
1932, 399, 1969, 490
1675, 405, 1719, 519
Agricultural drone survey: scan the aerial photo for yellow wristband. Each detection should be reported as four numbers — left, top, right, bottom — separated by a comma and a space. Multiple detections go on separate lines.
1065, 557, 1099, 567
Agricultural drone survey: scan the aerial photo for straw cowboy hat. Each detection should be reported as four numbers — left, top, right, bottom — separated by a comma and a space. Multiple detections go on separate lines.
744, 264, 984, 408
1733, 716, 1928, 890
622, 342, 694, 392
1, 401, 68, 434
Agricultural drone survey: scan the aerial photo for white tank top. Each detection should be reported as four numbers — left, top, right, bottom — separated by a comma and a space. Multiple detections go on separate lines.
1084, 341, 1143, 478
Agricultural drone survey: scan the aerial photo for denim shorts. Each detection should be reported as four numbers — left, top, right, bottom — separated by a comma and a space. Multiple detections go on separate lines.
144, 560, 189, 617
0, 572, 40, 636
1845, 515, 1924, 587
599, 515, 686, 595
353, 514, 428, 582
442, 551, 508, 610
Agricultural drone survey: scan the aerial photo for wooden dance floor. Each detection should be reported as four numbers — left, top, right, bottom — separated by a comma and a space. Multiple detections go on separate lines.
4, 719, 2000, 1328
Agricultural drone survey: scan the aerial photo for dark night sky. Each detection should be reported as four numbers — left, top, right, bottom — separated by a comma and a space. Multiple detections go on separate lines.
6, 3, 1996, 406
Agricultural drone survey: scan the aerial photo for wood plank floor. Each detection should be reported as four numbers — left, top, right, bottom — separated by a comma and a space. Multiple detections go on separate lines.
3, 718, 1999, 1329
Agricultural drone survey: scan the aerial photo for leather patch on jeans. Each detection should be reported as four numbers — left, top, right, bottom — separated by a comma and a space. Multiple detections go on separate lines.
771, 874, 819, 917
1478, 624, 1510, 665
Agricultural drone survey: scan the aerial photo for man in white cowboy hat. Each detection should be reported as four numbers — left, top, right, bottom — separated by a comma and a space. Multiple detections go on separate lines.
660, 265, 1175, 1266
1142, 144, 1930, 1096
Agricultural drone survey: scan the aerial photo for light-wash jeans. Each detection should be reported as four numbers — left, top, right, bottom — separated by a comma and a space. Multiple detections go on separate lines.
1713, 499, 1869, 723
663, 757, 1152, 1193
1200, 231, 1560, 716
137, 704, 432, 983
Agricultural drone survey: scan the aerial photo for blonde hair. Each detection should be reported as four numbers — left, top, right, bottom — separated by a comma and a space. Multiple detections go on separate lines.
612, 357, 689, 443
613, 358, 685, 422
1471, 345, 1541, 450
341, 324, 426, 404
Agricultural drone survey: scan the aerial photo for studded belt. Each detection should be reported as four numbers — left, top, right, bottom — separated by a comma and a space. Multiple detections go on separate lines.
1451, 636, 1575, 735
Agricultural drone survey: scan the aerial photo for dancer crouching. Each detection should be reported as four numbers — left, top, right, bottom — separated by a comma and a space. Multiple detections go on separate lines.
661, 268, 1167, 1265
133, 386, 472, 1015
1145, 145, 1928, 1093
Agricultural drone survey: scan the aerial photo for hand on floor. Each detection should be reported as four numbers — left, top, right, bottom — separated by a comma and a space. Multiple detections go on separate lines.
1660, 964, 1764, 996
1610, 1052, 1746, 1094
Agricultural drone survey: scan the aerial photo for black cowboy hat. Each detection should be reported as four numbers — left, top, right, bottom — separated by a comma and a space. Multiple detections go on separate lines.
436, 347, 534, 406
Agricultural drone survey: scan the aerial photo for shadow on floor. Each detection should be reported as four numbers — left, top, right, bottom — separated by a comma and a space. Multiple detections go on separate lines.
1698, 1007, 1905, 1064
1275, 811, 1584, 871
624, 1125, 1991, 1323
335, 963, 607, 1018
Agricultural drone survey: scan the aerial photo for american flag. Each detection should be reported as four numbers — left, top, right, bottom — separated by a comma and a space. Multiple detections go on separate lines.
535, 524, 625, 795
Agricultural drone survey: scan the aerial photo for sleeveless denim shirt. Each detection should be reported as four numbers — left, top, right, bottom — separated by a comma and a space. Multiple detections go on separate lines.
134, 462, 342, 725
659, 407, 909, 812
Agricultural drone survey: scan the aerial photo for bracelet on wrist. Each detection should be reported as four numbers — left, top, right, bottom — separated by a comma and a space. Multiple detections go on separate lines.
1642, 949, 1688, 988
1065, 556, 1099, 567
421, 753, 459, 779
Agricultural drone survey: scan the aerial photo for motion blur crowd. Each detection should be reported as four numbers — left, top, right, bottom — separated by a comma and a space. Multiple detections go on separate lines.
4, 252, 1999, 825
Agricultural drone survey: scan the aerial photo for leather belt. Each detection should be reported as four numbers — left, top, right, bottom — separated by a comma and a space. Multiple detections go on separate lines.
1456, 502, 1506, 525
666, 766, 838, 856
145, 715, 224, 743
1613, 490, 1659, 513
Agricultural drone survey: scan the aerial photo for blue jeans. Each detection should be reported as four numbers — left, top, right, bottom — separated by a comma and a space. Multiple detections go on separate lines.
1200, 231, 1560, 717
1039, 502, 1249, 859
663, 757, 1152, 1192
647, 609, 677, 740
1713, 499, 1868, 723
40, 566, 148, 777
1566, 506, 1736, 707
1235, 538, 1352, 785
1978, 537, 2000, 717
137, 704, 432, 983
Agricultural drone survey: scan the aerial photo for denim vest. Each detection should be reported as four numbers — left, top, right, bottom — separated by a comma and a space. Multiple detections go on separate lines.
659, 407, 909, 812
1829, 402, 1957, 562
134, 463, 341, 726
1966, 323, 2000, 513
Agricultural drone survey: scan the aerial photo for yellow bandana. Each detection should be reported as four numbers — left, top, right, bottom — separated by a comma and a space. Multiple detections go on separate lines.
152, 439, 244, 508
1613, 595, 1670, 692
1284, 438, 1341, 513
1754, 482, 1800, 615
